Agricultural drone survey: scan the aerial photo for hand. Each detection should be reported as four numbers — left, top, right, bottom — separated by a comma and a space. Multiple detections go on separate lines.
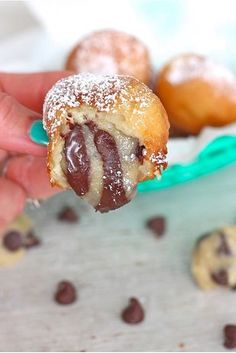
0, 72, 70, 232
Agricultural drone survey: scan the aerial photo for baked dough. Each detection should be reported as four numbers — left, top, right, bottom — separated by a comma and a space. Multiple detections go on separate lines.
65, 30, 151, 85
43, 73, 169, 212
156, 54, 236, 135
192, 226, 236, 290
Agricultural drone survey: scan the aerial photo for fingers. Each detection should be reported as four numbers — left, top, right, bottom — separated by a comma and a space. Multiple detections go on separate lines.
0, 71, 71, 113
0, 92, 46, 156
5, 155, 61, 199
0, 178, 26, 233
0, 71, 71, 156
0, 149, 7, 161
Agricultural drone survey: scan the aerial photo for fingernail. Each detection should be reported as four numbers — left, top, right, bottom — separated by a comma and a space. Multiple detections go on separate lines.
29, 120, 49, 146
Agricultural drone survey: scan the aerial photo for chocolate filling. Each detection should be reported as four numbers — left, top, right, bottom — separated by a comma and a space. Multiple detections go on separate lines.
64, 122, 132, 212
87, 122, 128, 212
64, 125, 90, 196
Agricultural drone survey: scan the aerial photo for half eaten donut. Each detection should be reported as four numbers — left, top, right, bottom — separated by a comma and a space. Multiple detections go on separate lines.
43, 74, 169, 212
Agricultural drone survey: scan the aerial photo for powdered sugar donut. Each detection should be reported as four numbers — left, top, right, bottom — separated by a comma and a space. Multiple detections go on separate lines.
65, 30, 151, 85
43, 73, 169, 212
155, 54, 236, 135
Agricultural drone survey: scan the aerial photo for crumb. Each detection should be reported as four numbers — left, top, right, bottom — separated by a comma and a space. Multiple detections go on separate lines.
23, 230, 41, 248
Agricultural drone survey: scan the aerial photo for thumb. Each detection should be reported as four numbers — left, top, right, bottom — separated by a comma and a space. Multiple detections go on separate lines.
0, 92, 46, 156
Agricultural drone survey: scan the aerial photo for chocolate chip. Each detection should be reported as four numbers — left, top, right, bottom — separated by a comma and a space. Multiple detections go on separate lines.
136, 144, 145, 163
211, 269, 228, 286
3, 231, 22, 251
146, 216, 166, 237
69, 122, 75, 130
67, 112, 72, 118
57, 206, 79, 223
178, 342, 185, 349
23, 230, 41, 249
217, 232, 231, 256
224, 325, 236, 349
121, 298, 145, 324
54, 281, 77, 305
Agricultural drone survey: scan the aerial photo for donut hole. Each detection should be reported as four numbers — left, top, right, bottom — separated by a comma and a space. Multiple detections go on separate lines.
65, 30, 151, 85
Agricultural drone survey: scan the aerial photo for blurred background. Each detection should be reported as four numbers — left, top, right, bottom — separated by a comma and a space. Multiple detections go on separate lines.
1, 1, 236, 352
1, 0, 236, 71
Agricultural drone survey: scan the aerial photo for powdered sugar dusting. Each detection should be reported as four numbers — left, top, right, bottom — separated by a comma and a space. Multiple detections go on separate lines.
43, 73, 151, 134
150, 152, 167, 165
166, 55, 236, 86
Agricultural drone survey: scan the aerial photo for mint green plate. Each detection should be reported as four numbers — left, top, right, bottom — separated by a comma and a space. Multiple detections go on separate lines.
30, 120, 236, 192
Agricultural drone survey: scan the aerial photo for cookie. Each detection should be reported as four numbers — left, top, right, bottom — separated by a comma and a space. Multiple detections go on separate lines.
192, 226, 236, 290
0, 214, 38, 268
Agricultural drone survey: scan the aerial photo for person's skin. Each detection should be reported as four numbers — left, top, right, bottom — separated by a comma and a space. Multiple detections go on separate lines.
0, 71, 71, 233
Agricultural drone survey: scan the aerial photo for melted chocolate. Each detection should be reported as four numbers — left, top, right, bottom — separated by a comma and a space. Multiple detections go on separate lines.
87, 122, 128, 212
64, 125, 90, 196
136, 144, 145, 164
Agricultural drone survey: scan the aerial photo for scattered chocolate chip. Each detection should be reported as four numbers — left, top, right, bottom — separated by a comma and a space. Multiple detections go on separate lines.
57, 206, 79, 223
54, 281, 77, 305
178, 342, 185, 349
67, 112, 72, 118
217, 232, 231, 256
23, 230, 41, 249
211, 269, 228, 286
121, 298, 145, 324
224, 325, 236, 349
135, 144, 145, 163
146, 216, 166, 237
3, 231, 22, 251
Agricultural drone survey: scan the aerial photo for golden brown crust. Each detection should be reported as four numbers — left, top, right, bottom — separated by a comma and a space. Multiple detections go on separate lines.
43, 74, 169, 188
65, 30, 151, 85
155, 53, 236, 135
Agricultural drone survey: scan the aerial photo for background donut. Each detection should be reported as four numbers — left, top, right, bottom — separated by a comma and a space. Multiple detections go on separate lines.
65, 29, 151, 86
155, 54, 236, 135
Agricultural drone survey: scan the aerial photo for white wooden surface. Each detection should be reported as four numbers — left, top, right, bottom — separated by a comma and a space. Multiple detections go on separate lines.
1, 165, 236, 351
